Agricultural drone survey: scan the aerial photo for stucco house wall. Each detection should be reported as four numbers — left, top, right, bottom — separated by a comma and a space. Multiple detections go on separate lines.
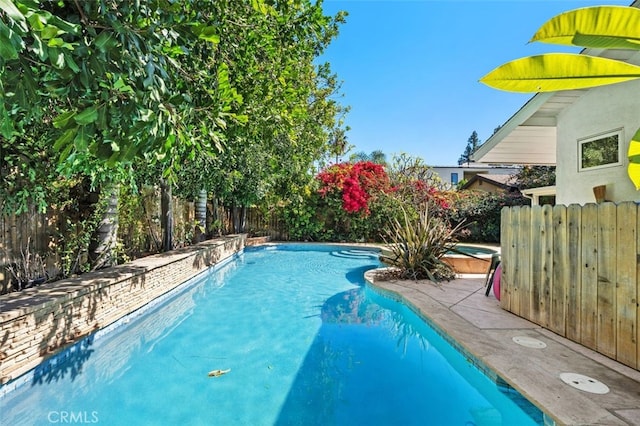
556, 77, 640, 205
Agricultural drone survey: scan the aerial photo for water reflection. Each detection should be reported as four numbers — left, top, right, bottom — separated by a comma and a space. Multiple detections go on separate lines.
277, 283, 541, 426
321, 288, 383, 325
0, 265, 231, 426
321, 287, 429, 354
31, 336, 95, 386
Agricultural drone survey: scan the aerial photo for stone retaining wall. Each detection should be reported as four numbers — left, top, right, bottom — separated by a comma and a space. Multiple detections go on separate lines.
0, 234, 246, 384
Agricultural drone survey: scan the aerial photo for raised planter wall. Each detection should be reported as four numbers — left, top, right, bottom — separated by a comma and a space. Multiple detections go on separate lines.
0, 234, 246, 384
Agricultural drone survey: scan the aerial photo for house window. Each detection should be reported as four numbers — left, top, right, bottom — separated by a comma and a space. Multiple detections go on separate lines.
579, 130, 622, 171
451, 173, 458, 185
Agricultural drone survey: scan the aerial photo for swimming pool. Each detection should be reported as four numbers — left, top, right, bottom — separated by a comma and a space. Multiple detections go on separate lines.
0, 244, 541, 425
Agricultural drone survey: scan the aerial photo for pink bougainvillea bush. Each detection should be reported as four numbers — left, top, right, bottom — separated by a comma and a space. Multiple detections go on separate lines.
317, 161, 390, 215
312, 160, 464, 242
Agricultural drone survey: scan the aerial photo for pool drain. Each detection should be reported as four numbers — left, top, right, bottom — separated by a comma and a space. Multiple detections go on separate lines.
512, 336, 547, 348
559, 372, 610, 394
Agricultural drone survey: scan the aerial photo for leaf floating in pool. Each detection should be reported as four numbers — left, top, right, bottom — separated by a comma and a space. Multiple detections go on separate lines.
208, 368, 231, 377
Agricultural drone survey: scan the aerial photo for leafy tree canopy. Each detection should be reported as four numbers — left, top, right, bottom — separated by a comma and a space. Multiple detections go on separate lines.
1, 0, 348, 213
458, 131, 480, 165
512, 165, 555, 190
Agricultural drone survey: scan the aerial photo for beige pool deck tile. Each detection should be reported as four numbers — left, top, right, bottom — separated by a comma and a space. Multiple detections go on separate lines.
366, 273, 640, 426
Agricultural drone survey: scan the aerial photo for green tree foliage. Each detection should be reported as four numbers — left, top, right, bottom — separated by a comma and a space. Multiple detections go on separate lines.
0, 0, 240, 214
442, 190, 528, 243
3, 1, 217, 163
1, 0, 346, 208
513, 166, 556, 190
349, 150, 387, 165
327, 126, 351, 165
388, 153, 443, 190
458, 131, 480, 165
1, 0, 349, 280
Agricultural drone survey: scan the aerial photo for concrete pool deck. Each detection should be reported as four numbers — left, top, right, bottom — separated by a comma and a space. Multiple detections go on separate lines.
365, 274, 640, 425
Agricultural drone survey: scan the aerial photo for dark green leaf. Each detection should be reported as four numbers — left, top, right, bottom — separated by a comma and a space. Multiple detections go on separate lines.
74, 126, 89, 150
47, 46, 64, 68
95, 31, 114, 52
74, 106, 99, 125
53, 111, 75, 129
53, 128, 77, 151
64, 54, 80, 73
0, 104, 14, 138
0, 27, 19, 60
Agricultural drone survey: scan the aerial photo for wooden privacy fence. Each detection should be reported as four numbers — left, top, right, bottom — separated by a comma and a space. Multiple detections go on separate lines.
244, 208, 287, 240
500, 202, 639, 370
1, 198, 287, 294
0, 196, 199, 294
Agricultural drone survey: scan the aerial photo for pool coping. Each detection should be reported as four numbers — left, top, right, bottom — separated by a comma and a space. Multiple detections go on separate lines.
364, 271, 640, 425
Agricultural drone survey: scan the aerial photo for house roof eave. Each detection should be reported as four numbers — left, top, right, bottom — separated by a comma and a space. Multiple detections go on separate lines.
472, 92, 556, 165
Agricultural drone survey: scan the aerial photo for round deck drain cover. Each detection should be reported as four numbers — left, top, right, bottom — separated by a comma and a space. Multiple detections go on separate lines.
559, 373, 610, 394
512, 336, 547, 348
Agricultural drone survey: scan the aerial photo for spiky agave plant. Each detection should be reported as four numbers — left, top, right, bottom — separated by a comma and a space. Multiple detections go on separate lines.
381, 202, 463, 282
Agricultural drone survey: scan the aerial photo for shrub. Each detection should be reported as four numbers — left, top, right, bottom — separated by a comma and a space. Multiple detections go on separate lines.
317, 161, 390, 215
442, 190, 529, 243
380, 202, 460, 282
281, 193, 335, 241
311, 161, 393, 242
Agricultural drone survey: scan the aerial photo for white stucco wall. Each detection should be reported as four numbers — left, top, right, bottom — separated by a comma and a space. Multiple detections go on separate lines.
556, 76, 640, 205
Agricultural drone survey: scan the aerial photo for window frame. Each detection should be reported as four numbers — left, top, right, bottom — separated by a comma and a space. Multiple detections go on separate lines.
578, 129, 623, 172
451, 172, 459, 185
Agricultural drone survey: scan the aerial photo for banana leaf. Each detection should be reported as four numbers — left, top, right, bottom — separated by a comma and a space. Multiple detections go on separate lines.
530, 6, 640, 50
627, 128, 640, 190
480, 53, 640, 93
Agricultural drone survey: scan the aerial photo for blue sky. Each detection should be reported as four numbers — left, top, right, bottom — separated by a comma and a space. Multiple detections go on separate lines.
320, 0, 631, 166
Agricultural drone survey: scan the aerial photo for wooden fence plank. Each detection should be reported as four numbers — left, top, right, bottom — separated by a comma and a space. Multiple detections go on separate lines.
519, 206, 532, 319
511, 206, 531, 318
501, 207, 513, 311
616, 202, 637, 368
551, 205, 567, 335
637, 203, 640, 370
581, 203, 599, 349
530, 205, 544, 326
597, 202, 617, 358
539, 204, 553, 328
566, 204, 583, 342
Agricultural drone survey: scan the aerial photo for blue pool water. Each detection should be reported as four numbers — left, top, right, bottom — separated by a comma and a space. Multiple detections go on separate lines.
449, 244, 498, 256
0, 244, 542, 425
